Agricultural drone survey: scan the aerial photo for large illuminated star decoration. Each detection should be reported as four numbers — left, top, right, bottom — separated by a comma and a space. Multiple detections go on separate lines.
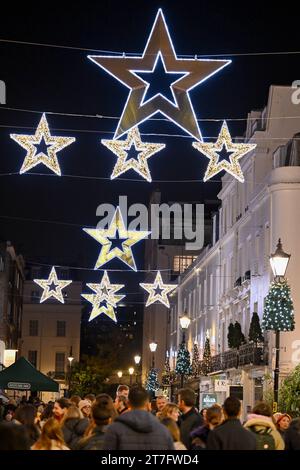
140, 271, 177, 308
81, 271, 125, 322
10, 113, 75, 175
83, 207, 150, 271
88, 9, 231, 141
101, 126, 165, 182
192, 121, 257, 182
34, 266, 72, 303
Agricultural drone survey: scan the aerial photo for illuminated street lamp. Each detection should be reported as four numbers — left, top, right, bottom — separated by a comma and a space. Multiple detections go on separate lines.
117, 371, 123, 379
129, 367, 134, 386
134, 355, 141, 383
149, 341, 157, 368
270, 239, 291, 411
67, 346, 74, 397
180, 311, 191, 343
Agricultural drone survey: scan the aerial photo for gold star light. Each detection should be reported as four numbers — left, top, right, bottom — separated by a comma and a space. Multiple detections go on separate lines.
192, 121, 257, 182
89, 9, 230, 141
10, 113, 75, 175
34, 266, 72, 303
83, 207, 150, 271
101, 127, 165, 182
81, 271, 125, 322
140, 271, 177, 308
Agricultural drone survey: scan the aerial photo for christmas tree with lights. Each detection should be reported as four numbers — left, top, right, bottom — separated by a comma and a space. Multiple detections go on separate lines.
145, 368, 160, 393
201, 337, 212, 376
175, 342, 192, 378
262, 280, 295, 332
191, 342, 200, 378
161, 355, 171, 386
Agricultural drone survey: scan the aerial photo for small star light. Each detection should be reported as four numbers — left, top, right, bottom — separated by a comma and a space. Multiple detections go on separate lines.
192, 121, 256, 182
81, 272, 125, 322
101, 127, 165, 182
140, 271, 177, 308
10, 113, 75, 175
34, 266, 72, 303
83, 206, 150, 271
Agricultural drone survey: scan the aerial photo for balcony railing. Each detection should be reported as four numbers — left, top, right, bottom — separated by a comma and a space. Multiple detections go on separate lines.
238, 342, 267, 367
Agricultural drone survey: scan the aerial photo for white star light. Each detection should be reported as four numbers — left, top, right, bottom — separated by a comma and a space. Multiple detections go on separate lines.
88, 9, 231, 141
140, 271, 177, 308
10, 113, 75, 175
81, 271, 125, 322
34, 266, 72, 303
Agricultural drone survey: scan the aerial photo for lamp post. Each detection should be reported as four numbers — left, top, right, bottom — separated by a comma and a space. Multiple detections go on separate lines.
134, 355, 141, 383
179, 312, 191, 388
269, 239, 291, 411
117, 371, 123, 379
67, 346, 74, 397
129, 367, 134, 386
149, 341, 158, 368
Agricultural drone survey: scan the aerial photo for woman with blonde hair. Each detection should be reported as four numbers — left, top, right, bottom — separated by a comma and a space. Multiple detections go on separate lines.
31, 418, 69, 450
61, 405, 89, 449
158, 403, 180, 422
161, 418, 186, 450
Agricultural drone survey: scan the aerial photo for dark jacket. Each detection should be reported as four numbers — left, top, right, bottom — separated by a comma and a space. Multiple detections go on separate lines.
62, 418, 89, 449
75, 425, 107, 450
284, 418, 300, 450
102, 410, 174, 450
190, 424, 210, 450
207, 418, 257, 450
179, 407, 203, 450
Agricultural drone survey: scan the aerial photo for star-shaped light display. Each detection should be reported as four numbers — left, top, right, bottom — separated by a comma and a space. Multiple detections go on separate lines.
140, 271, 177, 308
101, 126, 165, 182
83, 207, 150, 271
34, 266, 72, 303
81, 271, 125, 322
10, 113, 75, 175
192, 121, 257, 182
88, 9, 230, 141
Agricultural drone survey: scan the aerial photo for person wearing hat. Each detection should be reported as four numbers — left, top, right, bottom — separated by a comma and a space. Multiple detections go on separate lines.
275, 413, 292, 438
78, 399, 92, 419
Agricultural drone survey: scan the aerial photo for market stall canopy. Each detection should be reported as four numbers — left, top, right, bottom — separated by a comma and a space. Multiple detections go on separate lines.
0, 356, 59, 392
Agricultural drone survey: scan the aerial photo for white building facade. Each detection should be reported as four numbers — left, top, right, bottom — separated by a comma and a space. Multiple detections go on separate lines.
21, 268, 82, 401
169, 85, 300, 415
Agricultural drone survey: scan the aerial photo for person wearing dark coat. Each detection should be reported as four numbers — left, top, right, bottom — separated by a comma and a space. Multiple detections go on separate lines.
207, 397, 256, 450
61, 406, 89, 449
177, 388, 203, 449
103, 386, 174, 450
190, 404, 223, 450
284, 418, 300, 450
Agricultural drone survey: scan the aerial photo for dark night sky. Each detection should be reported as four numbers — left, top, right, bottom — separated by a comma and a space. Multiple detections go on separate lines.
0, 0, 299, 319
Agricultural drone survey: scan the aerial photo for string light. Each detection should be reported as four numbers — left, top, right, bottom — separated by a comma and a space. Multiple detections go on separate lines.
83, 206, 150, 271
10, 113, 75, 175
34, 266, 72, 303
101, 126, 165, 182
140, 270, 177, 308
192, 121, 256, 182
88, 9, 230, 141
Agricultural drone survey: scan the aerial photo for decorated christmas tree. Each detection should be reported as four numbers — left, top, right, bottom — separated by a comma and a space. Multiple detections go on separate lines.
145, 368, 160, 393
161, 355, 171, 386
175, 341, 192, 378
201, 337, 212, 376
191, 342, 200, 378
262, 280, 295, 332
248, 312, 264, 345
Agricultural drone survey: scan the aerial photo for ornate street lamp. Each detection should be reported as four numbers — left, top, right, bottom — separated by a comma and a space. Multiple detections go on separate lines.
179, 311, 191, 387
129, 367, 134, 386
149, 342, 157, 368
117, 371, 123, 379
67, 346, 74, 397
269, 239, 291, 411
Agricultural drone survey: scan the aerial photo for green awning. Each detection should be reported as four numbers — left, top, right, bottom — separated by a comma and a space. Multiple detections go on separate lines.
0, 356, 59, 392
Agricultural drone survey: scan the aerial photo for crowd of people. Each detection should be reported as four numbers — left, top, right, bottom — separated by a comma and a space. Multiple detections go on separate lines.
0, 386, 299, 451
